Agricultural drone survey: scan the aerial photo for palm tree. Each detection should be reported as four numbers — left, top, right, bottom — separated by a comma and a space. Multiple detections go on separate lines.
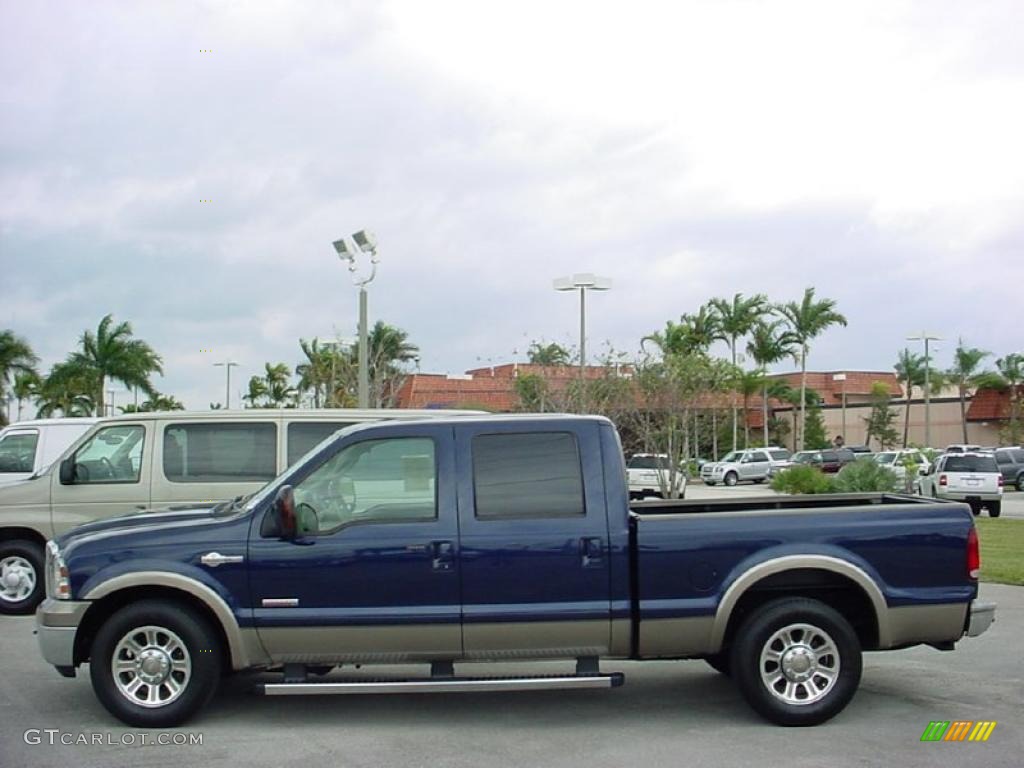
736, 369, 767, 447
709, 293, 769, 450
12, 371, 41, 422
296, 338, 334, 408
243, 376, 268, 408
946, 340, 991, 444
66, 314, 163, 415
894, 349, 926, 448
0, 330, 39, 425
993, 353, 1024, 443
263, 363, 297, 408
775, 288, 848, 450
746, 320, 799, 447
527, 342, 572, 366
35, 362, 96, 417
642, 307, 724, 359
367, 322, 419, 407
121, 393, 185, 412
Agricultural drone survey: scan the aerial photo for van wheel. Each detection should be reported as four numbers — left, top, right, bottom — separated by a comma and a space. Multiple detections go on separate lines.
730, 597, 862, 726
724, 472, 738, 487
0, 540, 44, 615
988, 501, 1001, 518
90, 601, 222, 727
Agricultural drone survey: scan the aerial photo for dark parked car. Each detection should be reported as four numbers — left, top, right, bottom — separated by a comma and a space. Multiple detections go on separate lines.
994, 447, 1024, 491
789, 448, 856, 473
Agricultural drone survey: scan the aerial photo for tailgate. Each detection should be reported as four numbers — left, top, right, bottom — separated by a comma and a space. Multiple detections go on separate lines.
947, 472, 999, 493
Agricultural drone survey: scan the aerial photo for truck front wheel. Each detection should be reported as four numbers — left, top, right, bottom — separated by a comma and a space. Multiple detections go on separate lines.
89, 600, 223, 727
724, 472, 739, 487
729, 597, 862, 726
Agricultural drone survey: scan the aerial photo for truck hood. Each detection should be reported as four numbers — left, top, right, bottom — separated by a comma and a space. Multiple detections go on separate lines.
57, 504, 225, 549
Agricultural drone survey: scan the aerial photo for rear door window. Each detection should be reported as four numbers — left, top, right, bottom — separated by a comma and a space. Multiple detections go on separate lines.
163, 422, 277, 482
473, 432, 584, 519
0, 430, 39, 473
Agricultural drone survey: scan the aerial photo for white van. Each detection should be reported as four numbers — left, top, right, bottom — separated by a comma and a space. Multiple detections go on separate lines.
0, 418, 100, 485
0, 408, 482, 614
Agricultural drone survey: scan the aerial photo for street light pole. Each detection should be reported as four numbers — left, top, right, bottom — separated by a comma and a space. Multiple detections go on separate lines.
553, 273, 612, 381
334, 230, 380, 409
907, 332, 942, 447
833, 373, 847, 443
214, 361, 239, 409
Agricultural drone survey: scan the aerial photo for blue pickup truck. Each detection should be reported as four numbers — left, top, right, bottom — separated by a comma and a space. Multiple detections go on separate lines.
35, 415, 996, 728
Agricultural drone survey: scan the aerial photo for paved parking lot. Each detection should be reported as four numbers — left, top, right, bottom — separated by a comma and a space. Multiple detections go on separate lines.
1, 582, 1021, 768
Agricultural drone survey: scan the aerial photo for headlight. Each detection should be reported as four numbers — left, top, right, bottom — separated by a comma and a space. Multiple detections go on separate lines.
45, 541, 70, 600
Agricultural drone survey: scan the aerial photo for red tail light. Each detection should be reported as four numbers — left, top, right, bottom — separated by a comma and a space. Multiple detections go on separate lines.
967, 526, 980, 580
939, 474, 948, 486
997, 476, 1004, 487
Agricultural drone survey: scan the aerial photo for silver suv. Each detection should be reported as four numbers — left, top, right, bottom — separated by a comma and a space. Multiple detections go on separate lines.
701, 448, 790, 486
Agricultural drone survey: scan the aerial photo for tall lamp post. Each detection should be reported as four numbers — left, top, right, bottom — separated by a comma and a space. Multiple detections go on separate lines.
907, 332, 941, 447
832, 373, 847, 443
553, 273, 612, 379
214, 361, 239, 409
333, 230, 380, 409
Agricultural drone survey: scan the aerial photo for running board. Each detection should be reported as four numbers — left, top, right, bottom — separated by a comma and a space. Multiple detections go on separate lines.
261, 673, 624, 696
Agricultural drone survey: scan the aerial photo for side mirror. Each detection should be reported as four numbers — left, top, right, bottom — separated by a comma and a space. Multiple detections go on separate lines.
59, 457, 75, 485
274, 485, 297, 540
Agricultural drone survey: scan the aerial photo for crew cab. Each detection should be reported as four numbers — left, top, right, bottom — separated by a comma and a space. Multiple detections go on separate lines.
35, 416, 995, 729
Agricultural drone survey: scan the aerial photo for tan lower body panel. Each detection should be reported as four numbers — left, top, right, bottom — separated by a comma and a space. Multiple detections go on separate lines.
884, 603, 968, 647
257, 625, 462, 664
462, 620, 610, 660
638, 616, 715, 658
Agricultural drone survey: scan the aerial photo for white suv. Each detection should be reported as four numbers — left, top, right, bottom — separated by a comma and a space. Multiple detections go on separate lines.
701, 448, 784, 486
918, 452, 1003, 517
872, 449, 931, 487
626, 453, 686, 499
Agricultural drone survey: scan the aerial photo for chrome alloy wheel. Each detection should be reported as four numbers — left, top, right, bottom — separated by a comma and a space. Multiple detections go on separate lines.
112, 625, 192, 708
0, 555, 36, 603
759, 622, 840, 706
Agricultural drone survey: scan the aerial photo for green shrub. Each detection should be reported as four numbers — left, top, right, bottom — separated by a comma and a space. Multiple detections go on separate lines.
770, 465, 836, 494
833, 458, 900, 492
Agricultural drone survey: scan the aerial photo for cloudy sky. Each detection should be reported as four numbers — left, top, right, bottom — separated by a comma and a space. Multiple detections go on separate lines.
2, 0, 1022, 409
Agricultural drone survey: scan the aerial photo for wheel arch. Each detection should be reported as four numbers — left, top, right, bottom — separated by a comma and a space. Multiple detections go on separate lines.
711, 556, 889, 652
76, 573, 255, 670
0, 527, 47, 548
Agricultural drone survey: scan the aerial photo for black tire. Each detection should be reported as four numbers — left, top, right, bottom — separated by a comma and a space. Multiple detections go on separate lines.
89, 600, 223, 727
1016, 474, 1024, 492
704, 652, 731, 676
729, 597, 862, 726
753, 478, 766, 484
970, 503, 982, 517
988, 501, 1001, 518
0, 539, 45, 615
705, 481, 716, 487
724, 472, 739, 487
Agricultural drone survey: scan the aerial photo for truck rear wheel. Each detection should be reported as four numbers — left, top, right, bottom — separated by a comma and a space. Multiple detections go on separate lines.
729, 597, 862, 726
89, 600, 223, 727
988, 501, 1001, 518
704, 652, 731, 676
0, 539, 44, 615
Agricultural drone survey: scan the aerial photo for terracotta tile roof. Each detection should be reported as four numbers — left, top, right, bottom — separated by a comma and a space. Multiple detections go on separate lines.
966, 386, 1023, 421
766, 371, 903, 403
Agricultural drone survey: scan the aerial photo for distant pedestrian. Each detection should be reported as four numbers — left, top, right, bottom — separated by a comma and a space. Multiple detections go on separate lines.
833, 435, 845, 449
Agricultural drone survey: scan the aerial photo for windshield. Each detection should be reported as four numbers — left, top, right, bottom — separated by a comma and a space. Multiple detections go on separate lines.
243, 422, 363, 512
793, 452, 820, 463
874, 452, 898, 464
720, 451, 741, 463
768, 449, 790, 461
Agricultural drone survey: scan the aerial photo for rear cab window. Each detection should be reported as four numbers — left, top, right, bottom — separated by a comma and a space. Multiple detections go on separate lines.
472, 432, 584, 519
943, 455, 999, 473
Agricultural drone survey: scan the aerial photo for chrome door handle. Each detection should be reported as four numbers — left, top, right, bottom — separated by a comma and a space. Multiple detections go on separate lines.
200, 552, 244, 567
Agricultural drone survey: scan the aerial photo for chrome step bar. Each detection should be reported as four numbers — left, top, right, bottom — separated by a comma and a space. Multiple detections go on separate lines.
262, 673, 624, 696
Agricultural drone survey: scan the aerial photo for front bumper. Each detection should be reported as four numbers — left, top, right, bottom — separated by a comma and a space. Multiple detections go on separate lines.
35, 598, 89, 669
967, 599, 996, 637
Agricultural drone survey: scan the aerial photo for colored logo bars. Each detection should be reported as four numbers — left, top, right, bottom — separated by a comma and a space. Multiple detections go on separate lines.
920, 721, 997, 742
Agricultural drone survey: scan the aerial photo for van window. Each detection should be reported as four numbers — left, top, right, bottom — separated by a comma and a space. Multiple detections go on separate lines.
286, 422, 354, 466
73, 425, 145, 484
163, 423, 277, 483
472, 432, 584, 520
0, 431, 39, 473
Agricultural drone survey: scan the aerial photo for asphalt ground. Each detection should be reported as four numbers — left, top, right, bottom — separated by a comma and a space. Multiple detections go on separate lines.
0, 582, 1020, 768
